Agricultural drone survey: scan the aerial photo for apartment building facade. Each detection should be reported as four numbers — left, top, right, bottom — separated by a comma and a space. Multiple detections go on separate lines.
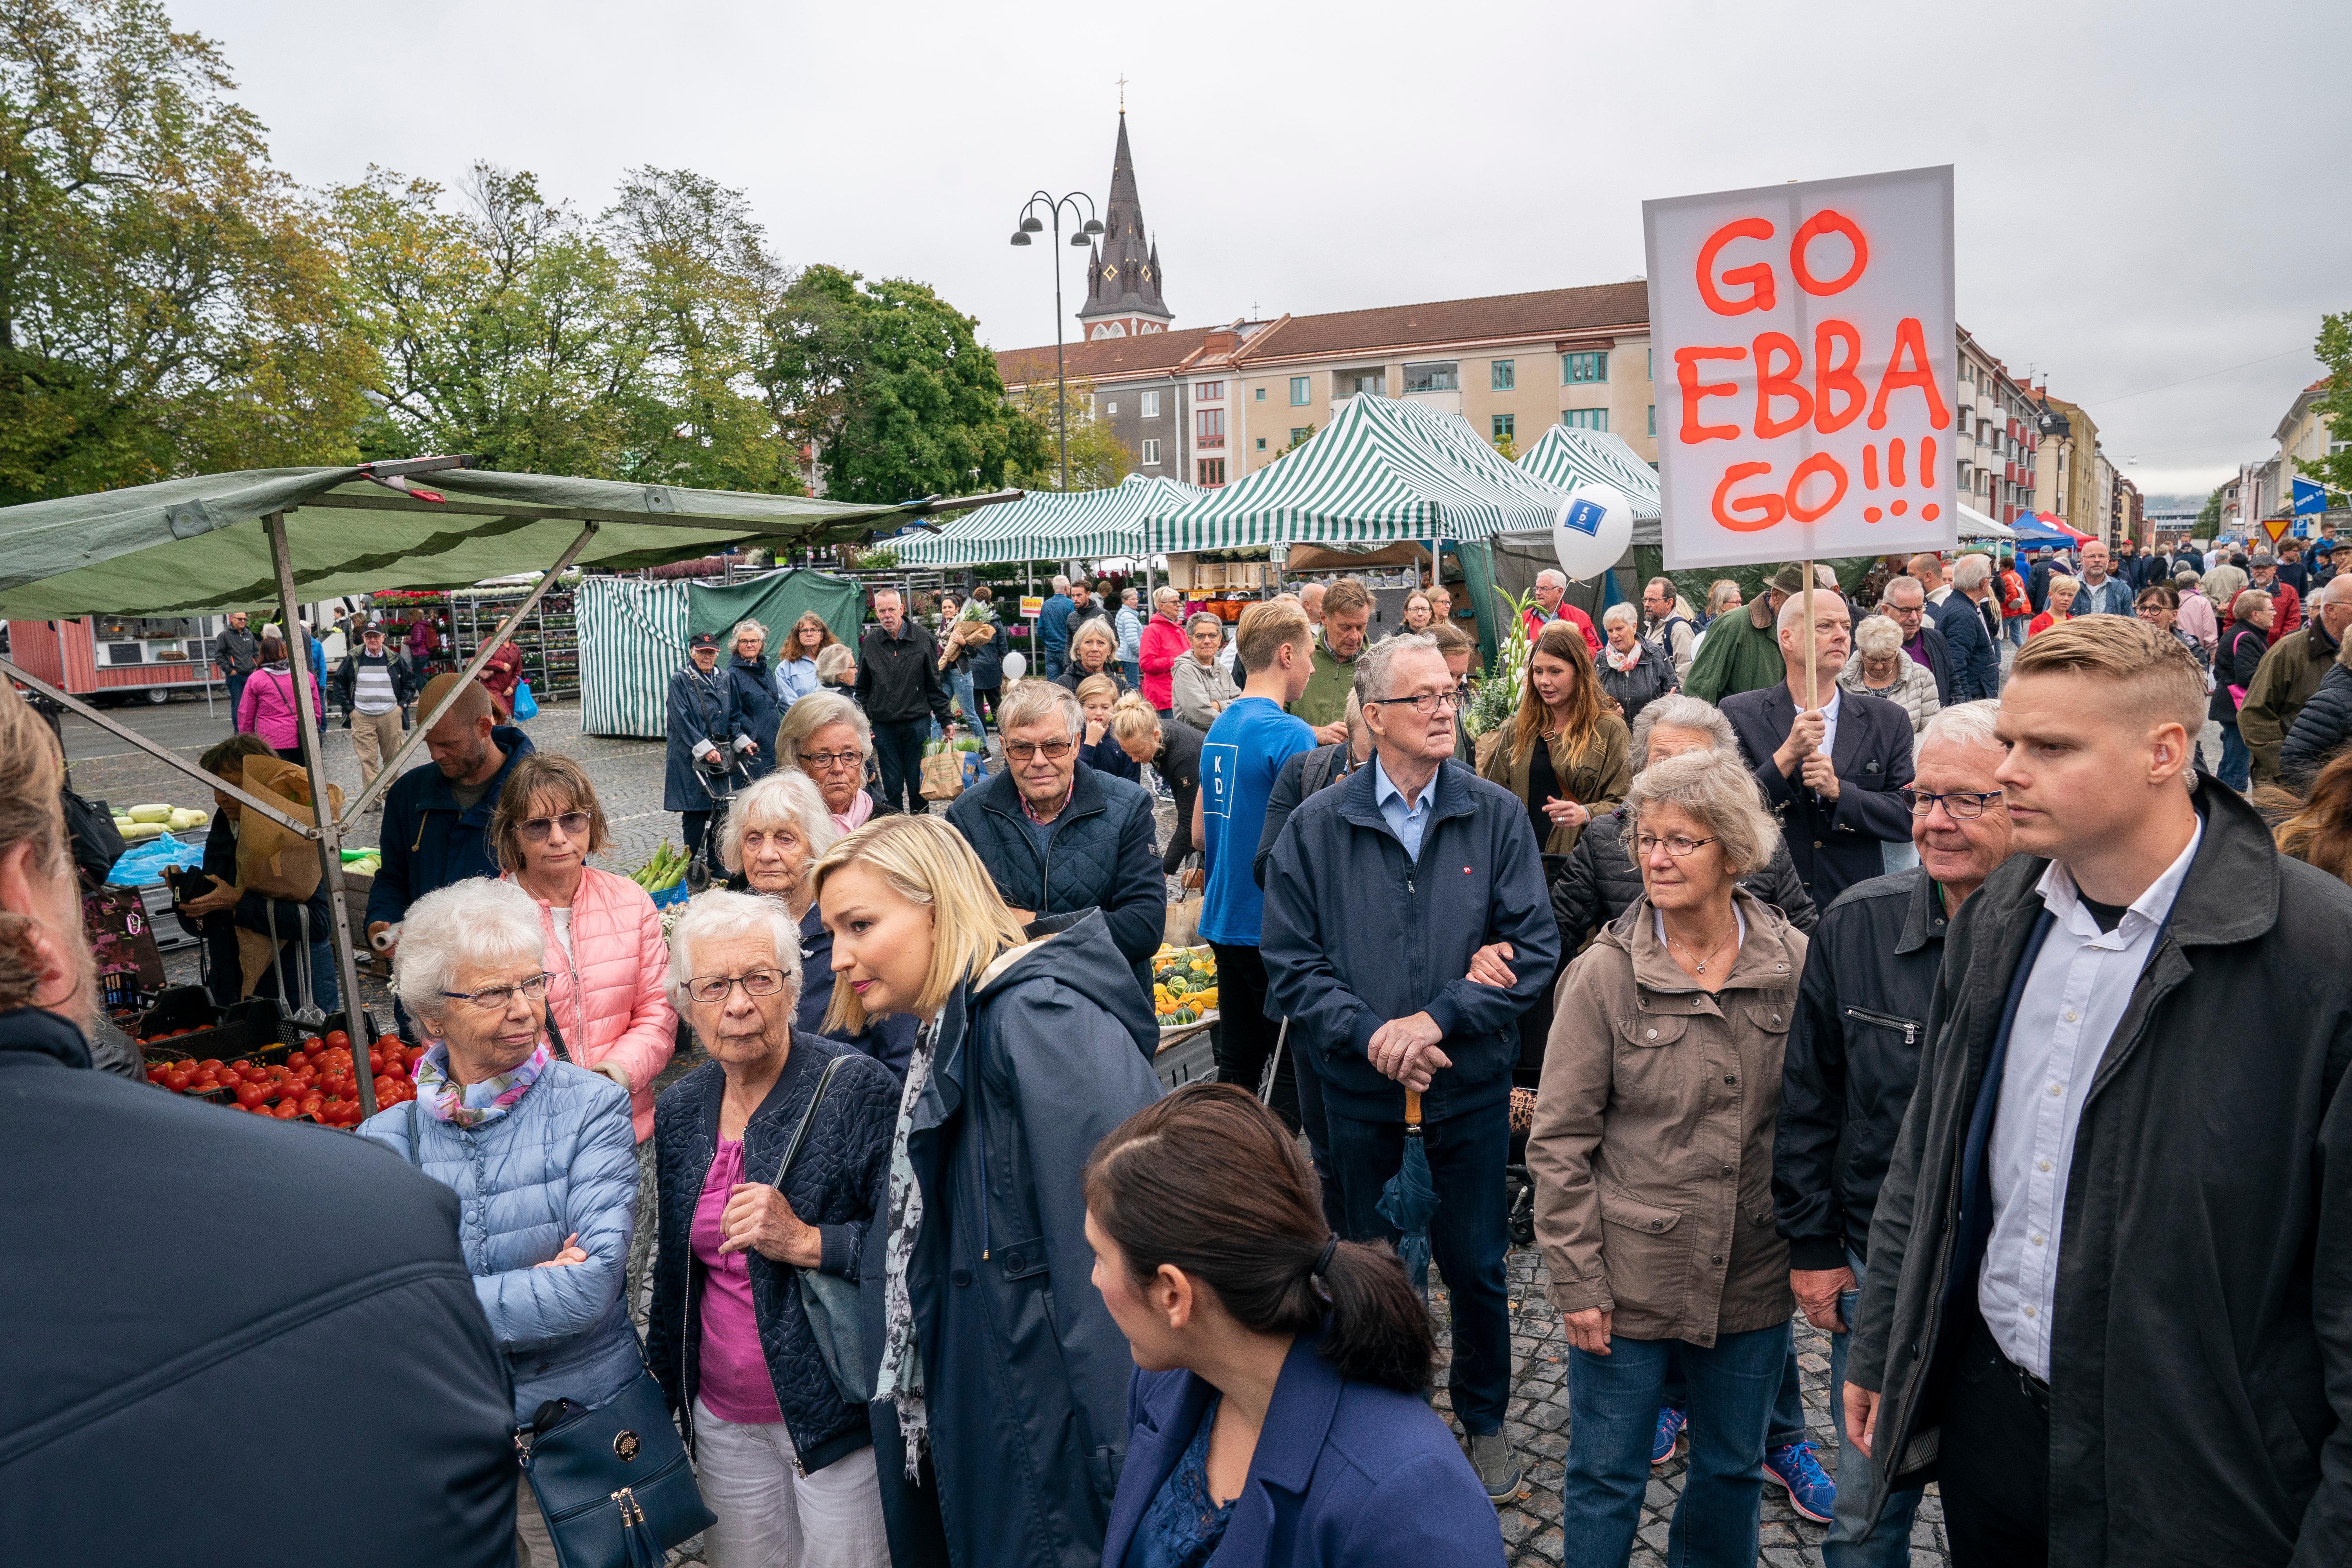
1952, 325, 2042, 525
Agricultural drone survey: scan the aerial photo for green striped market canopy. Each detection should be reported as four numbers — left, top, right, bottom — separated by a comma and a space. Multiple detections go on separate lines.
895, 472, 1201, 566
1144, 394, 1573, 553
1517, 425, 1663, 520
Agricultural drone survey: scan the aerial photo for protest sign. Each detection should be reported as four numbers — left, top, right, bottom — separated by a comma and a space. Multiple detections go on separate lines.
1645, 166, 1958, 570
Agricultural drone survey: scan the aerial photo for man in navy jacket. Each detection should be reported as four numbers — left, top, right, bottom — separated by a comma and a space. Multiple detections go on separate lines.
1261, 632, 1558, 1506
1722, 594, 1916, 909
1934, 553, 2004, 702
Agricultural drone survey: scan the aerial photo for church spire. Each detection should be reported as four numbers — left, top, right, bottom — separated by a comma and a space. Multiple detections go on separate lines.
1077, 109, 1171, 341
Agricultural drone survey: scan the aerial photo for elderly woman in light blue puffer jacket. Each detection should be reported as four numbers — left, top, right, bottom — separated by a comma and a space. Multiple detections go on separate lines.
359, 876, 640, 1568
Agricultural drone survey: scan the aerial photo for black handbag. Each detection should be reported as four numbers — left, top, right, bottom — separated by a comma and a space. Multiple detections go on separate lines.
405, 1102, 715, 1567
770, 1055, 873, 1404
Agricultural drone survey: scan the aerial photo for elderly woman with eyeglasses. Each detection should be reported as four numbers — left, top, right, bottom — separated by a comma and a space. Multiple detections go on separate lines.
1529, 749, 1806, 1568
719, 769, 916, 1081
358, 876, 641, 1568
777, 691, 893, 834
647, 891, 900, 1568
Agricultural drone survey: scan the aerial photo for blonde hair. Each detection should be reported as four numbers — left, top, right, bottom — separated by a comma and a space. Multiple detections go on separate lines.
1109, 691, 1163, 749
1621, 748, 1780, 880
810, 814, 1026, 1036
1235, 598, 1311, 674
1075, 673, 1121, 709
2009, 613, 2207, 745
778, 691, 871, 773
0, 681, 67, 1009
1069, 620, 1117, 665
2046, 573, 2080, 604
814, 644, 856, 682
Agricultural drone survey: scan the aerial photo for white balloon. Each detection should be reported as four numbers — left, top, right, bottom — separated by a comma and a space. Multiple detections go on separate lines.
1002, 650, 1027, 682
1552, 482, 1634, 581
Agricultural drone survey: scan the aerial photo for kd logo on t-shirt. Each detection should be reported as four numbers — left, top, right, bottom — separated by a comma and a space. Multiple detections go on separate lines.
1203, 743, 1238, 820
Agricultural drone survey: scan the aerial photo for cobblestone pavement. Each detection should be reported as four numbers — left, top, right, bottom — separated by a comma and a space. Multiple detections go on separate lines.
102, 695, 1955, 1566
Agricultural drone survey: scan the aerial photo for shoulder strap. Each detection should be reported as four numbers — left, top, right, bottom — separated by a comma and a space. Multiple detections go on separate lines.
405, 1098, 421, 1166
770, 1054, 849, 1190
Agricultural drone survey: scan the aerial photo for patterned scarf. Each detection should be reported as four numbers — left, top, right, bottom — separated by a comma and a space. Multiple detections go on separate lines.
876, 1018, 939, 1475
413, 1040, 551, 1128
1602, 641, 1643, 673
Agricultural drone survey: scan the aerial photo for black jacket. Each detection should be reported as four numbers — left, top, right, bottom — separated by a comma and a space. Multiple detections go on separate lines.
729, 651, 783, 777
2213, 618, 2270, 723
1772, 867, 1945, 1273
855, 622, 953, 728
865, 911, 1164, 1568
328, 648, 424, 713
1592, 641, 1677, 728
1549, 805, 1817, 955
1722, 682, 1916, 909
648, 1032, 898, 1475
1260, 757, 1560, 1123
213, 622, 261, 681
966, 621, 1009, 688
0, 1006, 516, 1565
1251, 743, 1367, 889
944, 764, 1164, 1022
2280, 654, 2352, 788
1848, 782, 2352, 1563
1150, 715, 1203, 875
1055, 661, 1129, 699
1904, 622, 1954, 706
664, 664, 747, 813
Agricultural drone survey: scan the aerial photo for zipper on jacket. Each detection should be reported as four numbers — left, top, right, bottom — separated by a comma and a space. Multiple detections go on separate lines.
1844, 1006, 1919, 1047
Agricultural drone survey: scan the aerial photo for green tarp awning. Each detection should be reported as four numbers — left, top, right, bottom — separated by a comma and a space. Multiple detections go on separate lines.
0, 465, 927, 618
1143, 394, 1572, 553
893, 472, 1200, 566
1516, 425, 1663, 523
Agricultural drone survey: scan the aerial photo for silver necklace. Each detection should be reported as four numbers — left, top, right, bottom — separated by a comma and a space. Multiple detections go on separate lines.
1666, 922, 1735, 975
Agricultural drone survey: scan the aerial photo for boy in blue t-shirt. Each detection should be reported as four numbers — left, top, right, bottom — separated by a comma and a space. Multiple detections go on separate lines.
1195, 598, 1319, 1127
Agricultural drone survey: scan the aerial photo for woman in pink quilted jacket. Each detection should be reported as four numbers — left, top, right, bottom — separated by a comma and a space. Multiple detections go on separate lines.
491, 754, 677, 1142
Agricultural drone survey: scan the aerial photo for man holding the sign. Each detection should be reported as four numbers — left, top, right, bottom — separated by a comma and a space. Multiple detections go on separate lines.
1723, 593, 1915, 908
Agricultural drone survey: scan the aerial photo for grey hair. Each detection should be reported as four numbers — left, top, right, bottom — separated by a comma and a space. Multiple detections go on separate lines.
719, 769, 838, 874
1628, 695, 1736, 771
998, 679, 1084, 738
1881, 575, 1924, 605
1345, 688, 1369, 755
1535, 568, 1568, 589
1186, 612, 1225, 635
1051, 574, 1071, 590
1601, 602, 1640, 632
394, 877, 549, 1027
1853, 614, 1904, 661
1352, 631, 1439, 706
871, 587, 902, 604
730, 618, 768, 647
776, 691, 871, 773
665, 889, 803, 1019
1069, 619, 1117, 661
813, 644, 856, 681
1621, 748, 1781, 880
1918, 698, 2004, 757
1952, 555, 1993, 592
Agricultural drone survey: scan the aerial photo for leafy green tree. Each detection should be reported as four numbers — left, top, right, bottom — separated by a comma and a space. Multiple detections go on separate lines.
766, 264, 1041, 503
0, 0, 372, 502
1004, 370, 1126, 491
2197, 484, 2225, 530
1276, 422, 1316, 458
2298, 312, 2351, 498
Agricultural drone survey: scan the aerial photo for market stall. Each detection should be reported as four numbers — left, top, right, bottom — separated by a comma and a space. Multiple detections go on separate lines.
0, 457, 1015, 1118
575, 566, 865, 739
893, 471, 1200, 566
1515, 424, 1664, 520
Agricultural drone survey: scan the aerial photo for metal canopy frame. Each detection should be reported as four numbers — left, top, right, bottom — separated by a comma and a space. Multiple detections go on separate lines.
1, 457, 1022, 1120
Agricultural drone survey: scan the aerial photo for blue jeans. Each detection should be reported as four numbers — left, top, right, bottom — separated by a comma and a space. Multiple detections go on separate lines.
2004, 615, 2028, 648
947, 670, 982, 735
1563, 1324, 1785, 1568
1042, 647, 1067, 682
2219, 719, 2251, 790
1120, 658, 1141, 691
1325, 1098, 1511, 1434
1826, 1261, 1921, 1566
1660, 1323, 1808, 1449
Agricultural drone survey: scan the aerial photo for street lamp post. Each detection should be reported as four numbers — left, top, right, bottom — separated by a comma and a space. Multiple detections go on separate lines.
1010, 191, 1103, 492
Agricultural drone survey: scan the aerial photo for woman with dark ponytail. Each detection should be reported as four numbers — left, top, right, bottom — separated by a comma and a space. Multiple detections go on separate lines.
1084, 1083, 1504, 1568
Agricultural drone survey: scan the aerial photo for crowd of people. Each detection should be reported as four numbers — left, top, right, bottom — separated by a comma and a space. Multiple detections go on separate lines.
12, 534, 2352, 1568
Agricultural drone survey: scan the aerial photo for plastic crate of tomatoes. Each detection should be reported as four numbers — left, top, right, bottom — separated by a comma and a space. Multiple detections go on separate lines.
142, 1025, 425, 1127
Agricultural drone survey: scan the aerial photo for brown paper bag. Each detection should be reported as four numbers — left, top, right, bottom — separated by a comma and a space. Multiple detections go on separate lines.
1163, 889, 1203, 947
234, 755, 342, 902
919, 749, 965, 803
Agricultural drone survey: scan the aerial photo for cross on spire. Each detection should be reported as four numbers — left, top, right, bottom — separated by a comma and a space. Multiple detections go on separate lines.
1117, 74, 1127, 113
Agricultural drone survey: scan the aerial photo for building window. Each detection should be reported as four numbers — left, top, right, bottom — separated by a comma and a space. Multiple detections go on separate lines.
1140, 390, 1160, 419
1290, 376, 1309, 405
1254, 386, 1265, 401
1140, 439, 1160, 466
1198, 457, 1226, 486
1402, 361, 1458, 393
1562, 408, 1608, 432
1196, 408, 1225, 447
1290, 427, 1311, 445
1563, 351, 1608, 385
1196, 380, 1224, 401
1491, 359, 1515, 391
1104, 401, 1118, 417
1646, 347, 1653, 381
1647, 405, 1655, 437
1492, 413, 1515, 441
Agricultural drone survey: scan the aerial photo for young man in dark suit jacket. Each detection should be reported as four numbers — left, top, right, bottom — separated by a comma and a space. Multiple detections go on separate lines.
1721, 592, 1916, 909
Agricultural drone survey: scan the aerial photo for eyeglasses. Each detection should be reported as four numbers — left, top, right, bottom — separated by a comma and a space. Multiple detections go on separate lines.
441, 972, 552, 1010
1634, 833, 1718, 859
684, 968, 790, 1004
518, 811, 592, 842
1365, 691, 1462, 716
1899, 788, 2005, 819
1004, 738, 1075, 762
801, 748, 865, 772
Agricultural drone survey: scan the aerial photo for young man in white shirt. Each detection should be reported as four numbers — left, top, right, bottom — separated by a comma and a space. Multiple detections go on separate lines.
1841, 616, 2352, 1566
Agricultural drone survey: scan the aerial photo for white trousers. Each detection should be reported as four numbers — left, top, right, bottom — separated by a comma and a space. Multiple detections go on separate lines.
693, 1396, 891, 1568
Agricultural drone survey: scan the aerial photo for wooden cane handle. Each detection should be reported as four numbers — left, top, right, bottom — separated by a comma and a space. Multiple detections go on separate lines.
1405, 1089, 1423, 1127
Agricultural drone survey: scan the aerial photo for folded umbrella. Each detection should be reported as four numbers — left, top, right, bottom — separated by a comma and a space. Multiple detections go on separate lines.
1376, 1088, 1437, 1301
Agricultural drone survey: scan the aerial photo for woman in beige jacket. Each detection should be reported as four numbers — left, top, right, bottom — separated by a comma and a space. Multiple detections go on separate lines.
1476, 619, 1632, 856
1528, 747, 1806, 1568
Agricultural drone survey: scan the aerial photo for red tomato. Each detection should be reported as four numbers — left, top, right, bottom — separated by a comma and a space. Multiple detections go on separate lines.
304, 1035, 326, 1051
164, 1069, 191, 1092
324, 1029, 350, 1049
197, 1058, 221, 1072
234, 1083, 265, 1108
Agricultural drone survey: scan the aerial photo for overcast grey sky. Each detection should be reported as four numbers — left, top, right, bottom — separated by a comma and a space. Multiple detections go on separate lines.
178, 0, 2350, 502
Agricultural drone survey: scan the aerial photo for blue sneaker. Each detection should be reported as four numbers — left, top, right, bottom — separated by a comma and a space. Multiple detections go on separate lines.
1762, 1440, 1836, 1523
1650, 1406, 1686, 1466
